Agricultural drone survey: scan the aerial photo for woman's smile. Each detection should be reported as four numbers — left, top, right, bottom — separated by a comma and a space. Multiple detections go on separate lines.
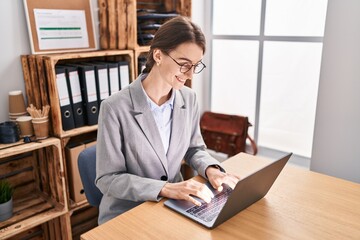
175, 75, 186, 84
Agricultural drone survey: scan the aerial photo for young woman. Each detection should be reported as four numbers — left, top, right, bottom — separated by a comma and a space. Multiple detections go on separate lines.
96, 16, 239, 224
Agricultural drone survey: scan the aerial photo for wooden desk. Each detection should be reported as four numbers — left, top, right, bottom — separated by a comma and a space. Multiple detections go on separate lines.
81, 153, 360, 240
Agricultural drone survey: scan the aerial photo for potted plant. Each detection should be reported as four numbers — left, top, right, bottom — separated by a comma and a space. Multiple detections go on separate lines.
0, 179, 14, 221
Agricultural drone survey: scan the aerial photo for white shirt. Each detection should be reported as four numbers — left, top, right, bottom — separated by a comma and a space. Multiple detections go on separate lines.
142, 85, 175, 154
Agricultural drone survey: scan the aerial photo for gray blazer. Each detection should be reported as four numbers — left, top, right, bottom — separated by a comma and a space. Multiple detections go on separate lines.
96, 74, 220, 224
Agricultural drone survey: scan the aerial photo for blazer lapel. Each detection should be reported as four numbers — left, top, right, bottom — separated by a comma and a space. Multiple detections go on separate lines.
129, 78, 168, 173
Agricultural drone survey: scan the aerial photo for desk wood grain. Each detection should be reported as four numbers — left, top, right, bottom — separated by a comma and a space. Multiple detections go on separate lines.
81, 153, 360, 240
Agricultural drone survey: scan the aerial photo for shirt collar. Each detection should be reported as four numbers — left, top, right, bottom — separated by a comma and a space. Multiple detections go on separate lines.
141, 76, 175, 111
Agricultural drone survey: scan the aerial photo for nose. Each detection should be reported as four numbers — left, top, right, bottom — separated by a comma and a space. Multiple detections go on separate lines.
185, 68, 194, 78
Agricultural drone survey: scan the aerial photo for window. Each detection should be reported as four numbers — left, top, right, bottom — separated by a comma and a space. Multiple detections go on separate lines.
210, 0, 328, 159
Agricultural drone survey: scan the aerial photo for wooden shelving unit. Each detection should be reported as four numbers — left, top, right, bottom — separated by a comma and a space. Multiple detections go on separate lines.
21, 50, 135, 239
134, 45, 150, 76
0, 138, 69, 239
43, 49, 135, 138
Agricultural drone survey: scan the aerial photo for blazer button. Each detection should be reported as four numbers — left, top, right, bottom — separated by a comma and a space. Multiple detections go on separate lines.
161, 176, 168, 181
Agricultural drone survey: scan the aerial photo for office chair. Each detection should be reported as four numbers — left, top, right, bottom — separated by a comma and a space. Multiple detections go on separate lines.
78, 145, 103, 207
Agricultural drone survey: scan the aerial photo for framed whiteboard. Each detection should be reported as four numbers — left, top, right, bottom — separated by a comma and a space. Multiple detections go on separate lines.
23, 0, 98, 54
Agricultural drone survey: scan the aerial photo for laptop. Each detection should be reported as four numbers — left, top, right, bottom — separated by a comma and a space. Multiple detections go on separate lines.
164, 153, 292, 229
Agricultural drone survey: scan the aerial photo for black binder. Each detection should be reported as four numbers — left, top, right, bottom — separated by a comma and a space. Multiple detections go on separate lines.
74, 64, 99, 126
64, 66, 86, 128
119, 61, 131, 89
90, 61, 121, 96
107, 62, 121, 95
55, 66, 75, 130
86, 63, 110, 105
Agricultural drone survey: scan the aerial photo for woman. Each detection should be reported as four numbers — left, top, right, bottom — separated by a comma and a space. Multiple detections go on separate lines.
96, 16, 239, 224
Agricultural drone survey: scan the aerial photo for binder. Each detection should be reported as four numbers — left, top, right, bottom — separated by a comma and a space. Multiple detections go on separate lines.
87, 63, 110, 104
74, 64, 99, 126
119, 61, 130, 89
55, 66, 75, 131
91, 61, 120, 95
64, 66, 86, 128
107, 62, 121, 95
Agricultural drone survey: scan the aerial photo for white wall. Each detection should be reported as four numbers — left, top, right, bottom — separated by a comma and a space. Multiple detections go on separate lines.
0, 0, 30, 122
310, 0, 360, 183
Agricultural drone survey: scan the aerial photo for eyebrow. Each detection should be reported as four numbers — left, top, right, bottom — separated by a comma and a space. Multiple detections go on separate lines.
177, 56, 203, 64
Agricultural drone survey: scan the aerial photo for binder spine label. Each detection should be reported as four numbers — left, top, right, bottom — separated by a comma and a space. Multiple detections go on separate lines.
109, 67, 119, 94
85, 71, 97, 102
56, 73, 71, 106
98, 68, 109, 100
69, 71, 82, 103
120, 64, 130, 88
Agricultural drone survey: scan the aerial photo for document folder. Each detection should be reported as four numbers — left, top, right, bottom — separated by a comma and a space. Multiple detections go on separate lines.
107, 62, 121, 95
89, 63, 110, 105
119, 61, 130, 89
75, 64, 99, 126
65, 66, 86, 128
55, 66, 75, 131
91, 61, 120, 96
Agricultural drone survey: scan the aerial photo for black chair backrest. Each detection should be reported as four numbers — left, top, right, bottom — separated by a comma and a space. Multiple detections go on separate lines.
78, 145, 103, 207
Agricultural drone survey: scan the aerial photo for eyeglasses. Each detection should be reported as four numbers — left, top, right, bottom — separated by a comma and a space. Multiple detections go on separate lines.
166, 53, 206, 74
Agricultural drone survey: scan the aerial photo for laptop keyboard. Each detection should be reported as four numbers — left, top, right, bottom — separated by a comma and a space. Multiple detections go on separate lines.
185, 186, 232, 222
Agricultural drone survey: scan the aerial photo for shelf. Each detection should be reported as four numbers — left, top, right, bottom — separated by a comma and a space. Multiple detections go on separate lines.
42, 49, 134, 62
0, 137, 62, 158
0, 140, 25, 151
0, 137, 68, 239
134, 46, 150, 76
59, 125, 98, 139
70, 199, 90, 212
135, 46, 150, 53
0, 191, 66, 239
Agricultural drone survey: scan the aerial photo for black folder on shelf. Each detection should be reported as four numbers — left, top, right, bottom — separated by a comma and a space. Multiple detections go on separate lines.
64, 66, 86, 128
138, 23, 161, 31
107, 62, 121, 95
55, 66, 75, 131
137, 12, 179, 20
119, 61, 131, 89
85, 63, 110, 105
91, 61, 121, 96
137, 33, 154, 46
72, 64, 99, 126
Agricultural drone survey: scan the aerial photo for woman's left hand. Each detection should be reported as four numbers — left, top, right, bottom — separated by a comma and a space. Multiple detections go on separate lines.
205, 166, 240, 191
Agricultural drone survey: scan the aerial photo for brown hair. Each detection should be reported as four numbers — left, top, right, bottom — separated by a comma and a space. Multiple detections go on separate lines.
142, 16, 206, 74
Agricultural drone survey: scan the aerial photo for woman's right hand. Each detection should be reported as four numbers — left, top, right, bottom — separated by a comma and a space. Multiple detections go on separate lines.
159, 179, 214, 206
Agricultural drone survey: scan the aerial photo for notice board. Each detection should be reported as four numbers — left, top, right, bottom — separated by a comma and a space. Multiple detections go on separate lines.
24, 0, 97, 54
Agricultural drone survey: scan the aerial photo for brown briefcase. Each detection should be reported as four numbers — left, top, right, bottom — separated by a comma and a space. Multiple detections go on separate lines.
200, 111, 257, 156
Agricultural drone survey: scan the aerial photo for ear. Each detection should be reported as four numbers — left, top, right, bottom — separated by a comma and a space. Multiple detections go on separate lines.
153, 49, 162, 64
